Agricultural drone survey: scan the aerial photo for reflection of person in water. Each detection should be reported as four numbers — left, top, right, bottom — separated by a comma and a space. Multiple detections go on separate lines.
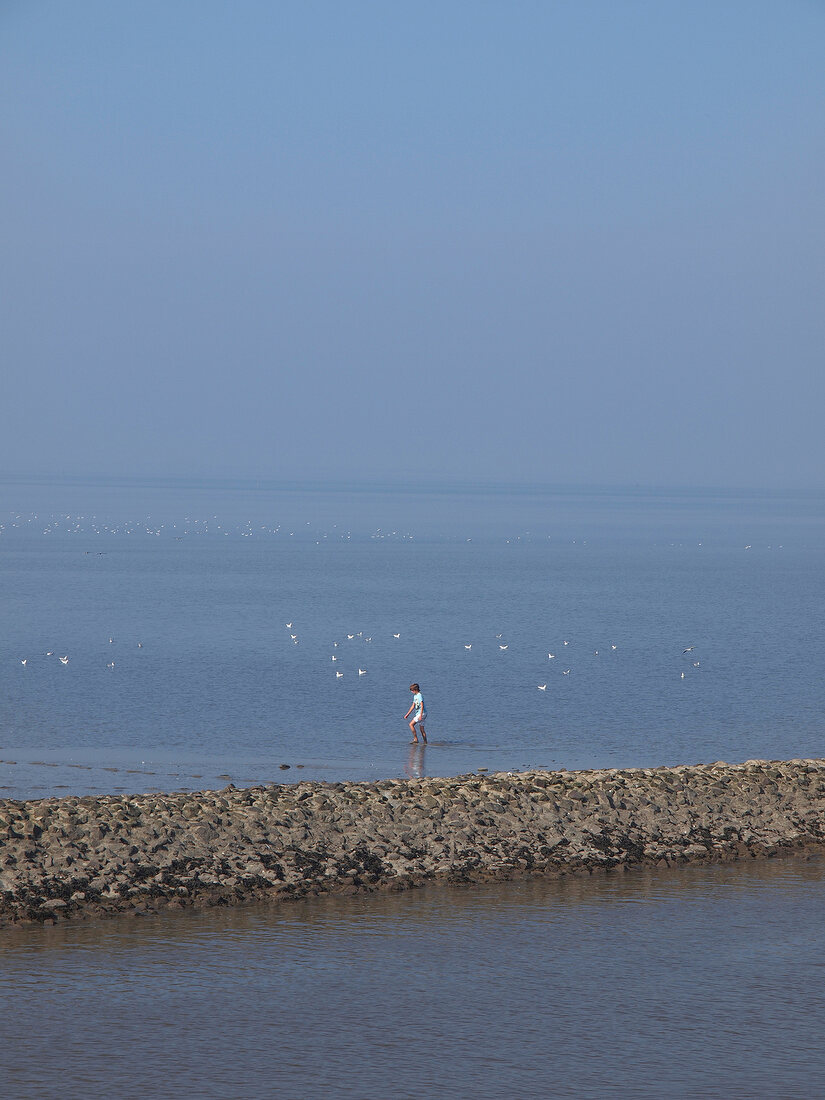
405, 742, 426, 779
404, 683, 428, 744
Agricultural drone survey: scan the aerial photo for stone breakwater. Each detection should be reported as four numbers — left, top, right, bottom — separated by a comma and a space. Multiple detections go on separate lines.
3, 758, 825, 927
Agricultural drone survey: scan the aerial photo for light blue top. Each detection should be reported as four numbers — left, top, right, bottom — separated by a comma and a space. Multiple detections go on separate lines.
413, 691, 425, 712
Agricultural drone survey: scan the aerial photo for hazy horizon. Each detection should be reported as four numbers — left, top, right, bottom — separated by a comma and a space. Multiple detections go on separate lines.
3, 2, 824, 493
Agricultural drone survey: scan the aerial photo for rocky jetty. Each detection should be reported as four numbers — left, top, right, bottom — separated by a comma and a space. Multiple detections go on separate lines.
3, 758, 825, 926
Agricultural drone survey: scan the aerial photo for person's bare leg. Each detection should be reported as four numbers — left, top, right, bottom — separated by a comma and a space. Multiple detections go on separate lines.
409, 719, 419, 742
419, 724, 427, 744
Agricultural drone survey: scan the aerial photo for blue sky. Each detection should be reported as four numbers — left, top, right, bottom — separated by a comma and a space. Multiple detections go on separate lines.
2, 1, 823, 489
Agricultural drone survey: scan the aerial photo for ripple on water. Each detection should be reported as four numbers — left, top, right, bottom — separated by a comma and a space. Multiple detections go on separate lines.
1, 858, 825, 1097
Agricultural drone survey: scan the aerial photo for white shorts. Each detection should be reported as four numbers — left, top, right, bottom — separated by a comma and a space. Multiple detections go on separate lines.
413, 711, 426, 723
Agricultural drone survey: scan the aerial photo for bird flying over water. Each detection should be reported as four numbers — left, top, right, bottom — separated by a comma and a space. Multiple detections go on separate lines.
336, 670, 343, 678
59, 656, 69, 664
538, 684, 546, 691
464, 644, 472, 650
683, 646, 695, 653
358, 668, 366, 675
499, 645, 508, 650
393, 633, 400, 639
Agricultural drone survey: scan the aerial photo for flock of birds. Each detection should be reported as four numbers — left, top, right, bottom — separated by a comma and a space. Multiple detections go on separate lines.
0, 512, 416, 543
279, 620, 702, 690
18, 637, 141, 672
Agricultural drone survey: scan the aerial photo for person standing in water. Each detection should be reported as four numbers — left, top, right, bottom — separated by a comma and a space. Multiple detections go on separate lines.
404, 682, 428, 744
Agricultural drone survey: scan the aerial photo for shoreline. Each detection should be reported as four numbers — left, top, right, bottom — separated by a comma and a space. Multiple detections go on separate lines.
3, 758, 825, 928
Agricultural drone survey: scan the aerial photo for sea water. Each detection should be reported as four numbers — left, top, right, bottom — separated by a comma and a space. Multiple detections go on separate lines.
2, 478, 824, 798
3, 857, 825, 1097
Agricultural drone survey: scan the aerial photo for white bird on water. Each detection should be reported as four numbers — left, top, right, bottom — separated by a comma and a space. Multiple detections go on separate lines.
59, 656, 69, 665
563, 669, 570, 675
331, 655, 337, 661
464, 644, 472, 650
499, 645, 508, 650
336, 670, 344, 678
21, 659, 27, 666
548, 653, 555, 659
347, 634, 354, 640
358, 668, 366, 675
286, 622, 293, 628
538, 683, 546, 691
107, 661, 115, 669
393, 633, 400, 639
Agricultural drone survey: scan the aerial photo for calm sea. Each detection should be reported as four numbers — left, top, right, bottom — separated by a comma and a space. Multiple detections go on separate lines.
2, 477, 824, 798
3, 857, 825, 1097
3, 478, 825, 1096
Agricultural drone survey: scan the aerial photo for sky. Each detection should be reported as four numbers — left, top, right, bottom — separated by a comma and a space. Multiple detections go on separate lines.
2, 1, 824, 491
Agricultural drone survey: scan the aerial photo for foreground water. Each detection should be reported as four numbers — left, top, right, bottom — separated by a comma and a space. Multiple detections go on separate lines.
2, 856, 824, 1098
2, 478, 825, 799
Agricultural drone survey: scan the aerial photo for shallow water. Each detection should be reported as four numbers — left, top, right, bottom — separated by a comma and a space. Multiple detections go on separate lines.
3, 479, 825, 800
2, 857, 824, 1098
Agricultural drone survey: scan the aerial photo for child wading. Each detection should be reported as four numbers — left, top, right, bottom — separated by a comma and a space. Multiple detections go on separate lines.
404, 683, 428, 744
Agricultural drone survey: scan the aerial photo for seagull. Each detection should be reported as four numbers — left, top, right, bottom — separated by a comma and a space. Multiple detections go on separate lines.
46, 651, 53, 656
563, 669, 570, 675
347, 634, 354, 640
331, 655, 337, 661
109, 637, 114, 644
286, 622, 293, 628
611, 645, 617, 650
538, 684, 547, 691
496, 634, 503, 639
693, 661, 700, 667
594, 650, 599, 655
548, 653, 555, 659
107, 661, 115, 669
499, 645, 508, 650
21, 659, 27, 666
681, 671, 685, 679
683, 646, 695, 653
358, 668, 366, 675
464, 644, 472, 650
563, 640, 569, 646
290, 634, 298, 640
333, 642, 339, 647
336, 670, 344, 678
137, 642, 143, 648
393, 633, 400, 639
59, 656, 69, 664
